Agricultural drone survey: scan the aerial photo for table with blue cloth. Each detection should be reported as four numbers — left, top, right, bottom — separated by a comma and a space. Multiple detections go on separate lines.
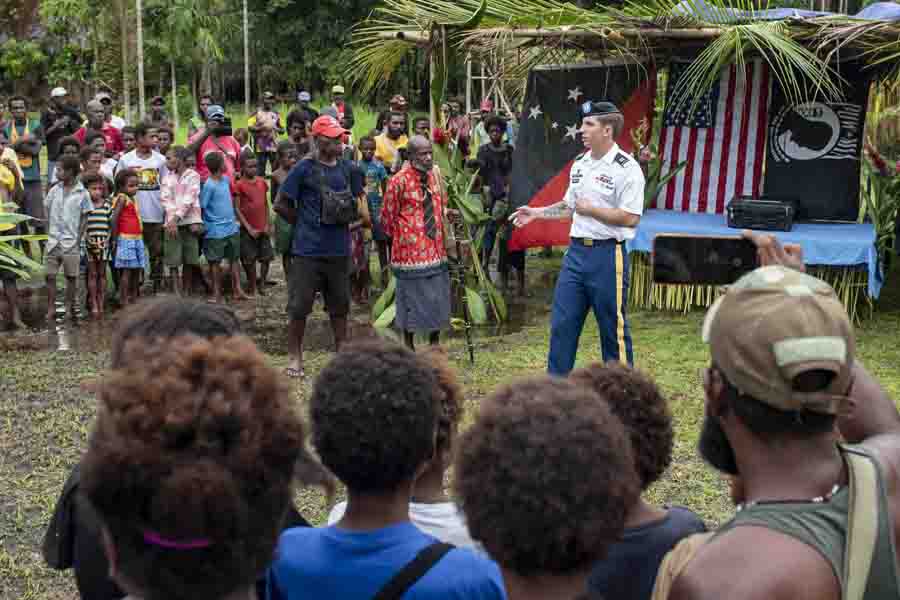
624, 210, 881, 317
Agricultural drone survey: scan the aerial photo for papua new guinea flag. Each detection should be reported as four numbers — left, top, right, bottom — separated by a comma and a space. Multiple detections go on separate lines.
508, 60, 656, 251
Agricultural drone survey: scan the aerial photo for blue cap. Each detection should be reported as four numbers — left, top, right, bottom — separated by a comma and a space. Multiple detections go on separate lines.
206, 105, 226, 120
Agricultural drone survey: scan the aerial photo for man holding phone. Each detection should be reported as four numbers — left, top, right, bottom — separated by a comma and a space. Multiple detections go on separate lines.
511, 101, 644, 374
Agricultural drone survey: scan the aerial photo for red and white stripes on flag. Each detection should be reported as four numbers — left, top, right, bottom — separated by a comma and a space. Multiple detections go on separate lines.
654, 60, 771, 214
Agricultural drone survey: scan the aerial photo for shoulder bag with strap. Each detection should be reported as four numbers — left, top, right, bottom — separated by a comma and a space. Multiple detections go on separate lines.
372, 542, 454, 600
842, 447, 880, 600
315, 160, 358, 226
209, 135, 238, 173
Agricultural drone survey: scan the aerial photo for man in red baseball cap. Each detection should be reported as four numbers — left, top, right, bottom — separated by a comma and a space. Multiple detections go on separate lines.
274, 115, 364, 379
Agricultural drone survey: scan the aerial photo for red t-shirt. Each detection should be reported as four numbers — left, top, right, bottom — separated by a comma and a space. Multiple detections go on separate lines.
190, 133, 241, 181
115, 195, 142, 236
232, 177, 269, 232
75, 125, 124, 154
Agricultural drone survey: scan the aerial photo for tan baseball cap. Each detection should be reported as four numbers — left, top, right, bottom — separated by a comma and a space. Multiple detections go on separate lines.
702, 266, 854, 415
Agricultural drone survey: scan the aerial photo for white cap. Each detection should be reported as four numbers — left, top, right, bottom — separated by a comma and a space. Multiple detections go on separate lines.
51, 87, 68, 98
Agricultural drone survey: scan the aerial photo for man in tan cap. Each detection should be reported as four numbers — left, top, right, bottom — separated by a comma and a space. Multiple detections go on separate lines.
330, 84, 354, 131
666, 258, 900, 600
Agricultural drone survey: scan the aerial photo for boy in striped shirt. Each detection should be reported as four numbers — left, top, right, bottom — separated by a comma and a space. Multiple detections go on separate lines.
82, 173, 112, 317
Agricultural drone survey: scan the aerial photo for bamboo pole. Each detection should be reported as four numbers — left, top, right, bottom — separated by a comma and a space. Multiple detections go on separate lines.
243, 0, 250, 118
466, 57, 472, 115
374, 27, 724, 44
171, 58, 179, 136
136, 0, 145, 120
429, 47, 437, 132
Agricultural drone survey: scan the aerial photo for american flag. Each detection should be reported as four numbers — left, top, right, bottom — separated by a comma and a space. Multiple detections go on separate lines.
655, 60, 771, 214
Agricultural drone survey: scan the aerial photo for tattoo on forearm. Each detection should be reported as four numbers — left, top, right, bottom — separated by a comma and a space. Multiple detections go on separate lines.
541, 202, 570, 219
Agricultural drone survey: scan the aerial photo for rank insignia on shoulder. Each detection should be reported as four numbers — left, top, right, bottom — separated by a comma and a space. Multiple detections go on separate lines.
613, 152, 630, 167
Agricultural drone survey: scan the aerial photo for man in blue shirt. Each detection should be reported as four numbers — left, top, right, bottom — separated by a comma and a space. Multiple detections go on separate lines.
267, 339, 506, 600
274, 115, 364, 379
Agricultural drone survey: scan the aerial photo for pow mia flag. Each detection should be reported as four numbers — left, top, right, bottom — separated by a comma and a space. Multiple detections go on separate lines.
763, 63, 869, 222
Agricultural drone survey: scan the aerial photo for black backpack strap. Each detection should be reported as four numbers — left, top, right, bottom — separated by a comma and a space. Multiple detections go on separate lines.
312, 161, 327, 195
372, 542, 454, 600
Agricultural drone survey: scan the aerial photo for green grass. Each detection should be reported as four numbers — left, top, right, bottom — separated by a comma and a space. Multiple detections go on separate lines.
172, 102, 382, 146
2, 257, 899, 599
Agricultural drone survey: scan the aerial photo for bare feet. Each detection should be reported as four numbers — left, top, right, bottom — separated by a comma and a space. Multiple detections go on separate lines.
10, 315, 26, 330
233, 292, 251, 302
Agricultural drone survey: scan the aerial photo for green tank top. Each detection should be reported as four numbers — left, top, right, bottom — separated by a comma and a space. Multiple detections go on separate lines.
713, 444, 900, 598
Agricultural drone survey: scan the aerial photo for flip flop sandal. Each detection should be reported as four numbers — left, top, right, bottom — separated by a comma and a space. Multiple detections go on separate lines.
284, 366, 305, 380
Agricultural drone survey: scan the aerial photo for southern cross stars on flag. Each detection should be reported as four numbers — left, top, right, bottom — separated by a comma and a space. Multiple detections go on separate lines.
526, 85, 587, 144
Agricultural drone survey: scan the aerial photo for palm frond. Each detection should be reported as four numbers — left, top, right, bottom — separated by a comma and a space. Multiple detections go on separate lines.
667, 20, 842, 115
351, 0, 898, 108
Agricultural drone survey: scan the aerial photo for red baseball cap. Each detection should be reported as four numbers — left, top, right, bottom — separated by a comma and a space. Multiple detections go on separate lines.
311, 115, 348, 139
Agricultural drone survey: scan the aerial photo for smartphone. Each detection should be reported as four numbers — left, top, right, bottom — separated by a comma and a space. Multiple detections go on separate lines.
652, 234, 758, 285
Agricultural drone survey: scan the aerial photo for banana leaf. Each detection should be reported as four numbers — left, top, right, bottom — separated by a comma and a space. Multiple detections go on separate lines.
646, 160, 688, 205
0, 241, 43, 271
0, 234, 47, 242
0, 213, 32, 225
656, 161, 687, 190
374, 303, 397, 328
372, 275, 396, 321
465, 286, 488, 324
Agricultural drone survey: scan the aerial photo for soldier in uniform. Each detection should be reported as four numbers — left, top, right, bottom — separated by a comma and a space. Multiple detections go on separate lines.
512, 101, 645, 374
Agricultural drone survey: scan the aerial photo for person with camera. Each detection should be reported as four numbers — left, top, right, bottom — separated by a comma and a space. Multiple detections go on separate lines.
274, 115, 364, 379
660, 248, 900, 600
511, 101, 644, 375
381, 135, 455, 351
186, 105, 242, 182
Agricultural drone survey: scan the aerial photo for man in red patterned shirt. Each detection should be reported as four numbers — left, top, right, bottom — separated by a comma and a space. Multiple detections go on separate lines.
381, 135, 454, 349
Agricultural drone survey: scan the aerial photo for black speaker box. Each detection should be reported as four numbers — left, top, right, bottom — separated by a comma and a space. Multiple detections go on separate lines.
726, 197, 797, 232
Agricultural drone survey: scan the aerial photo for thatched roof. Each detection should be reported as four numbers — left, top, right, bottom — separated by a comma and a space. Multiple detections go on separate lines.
351, 0, 900, 108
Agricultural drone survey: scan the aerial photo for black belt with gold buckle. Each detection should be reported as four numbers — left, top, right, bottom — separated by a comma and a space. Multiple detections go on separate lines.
570, 237, 621, 247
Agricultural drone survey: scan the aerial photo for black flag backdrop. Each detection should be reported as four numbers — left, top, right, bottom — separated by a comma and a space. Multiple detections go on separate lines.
508, 61, 656, 250
763, 64, 870, 221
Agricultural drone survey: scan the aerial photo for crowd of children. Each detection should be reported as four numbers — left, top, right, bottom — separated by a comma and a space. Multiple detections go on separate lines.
1, 88, 524, 329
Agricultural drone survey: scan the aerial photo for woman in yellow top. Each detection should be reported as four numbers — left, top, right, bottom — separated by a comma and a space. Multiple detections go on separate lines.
1, 152, 27, 329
